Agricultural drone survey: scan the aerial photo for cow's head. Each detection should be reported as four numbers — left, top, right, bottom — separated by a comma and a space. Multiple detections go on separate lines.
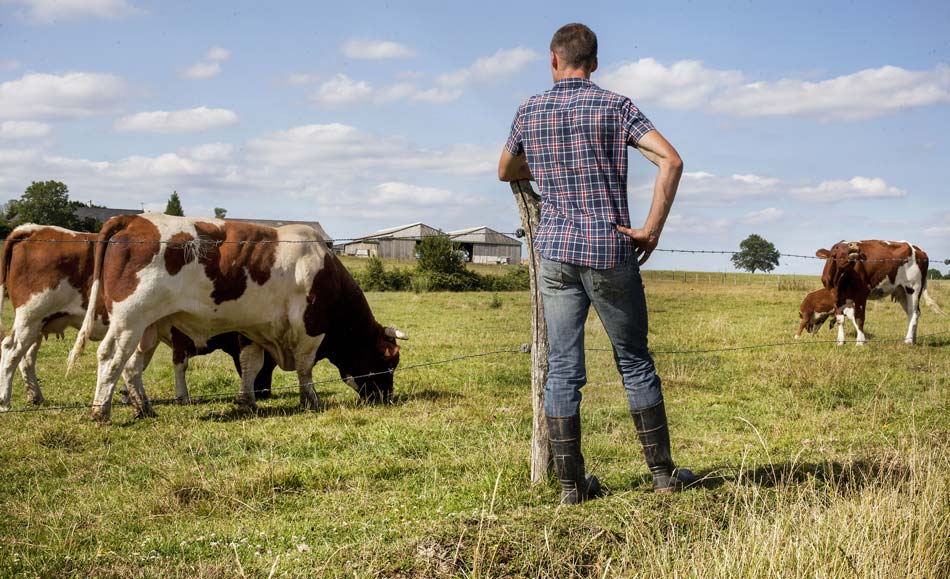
338, 324, 406, 403
816, 241, 868, 290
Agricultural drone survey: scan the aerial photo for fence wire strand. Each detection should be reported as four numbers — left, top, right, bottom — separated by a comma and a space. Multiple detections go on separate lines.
4, 328, 948, 415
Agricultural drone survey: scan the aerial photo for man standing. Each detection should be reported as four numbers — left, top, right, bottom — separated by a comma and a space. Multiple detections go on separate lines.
498, 23, 694, 504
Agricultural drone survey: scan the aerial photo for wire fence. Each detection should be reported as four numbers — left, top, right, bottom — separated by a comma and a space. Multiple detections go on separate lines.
2, 231, 947, 265
4, 328, 948, 415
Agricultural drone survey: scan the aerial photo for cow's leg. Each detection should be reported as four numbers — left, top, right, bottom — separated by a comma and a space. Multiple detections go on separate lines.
795, 316, 807, 339
120, 326, 160, 419
846, 305, 867, 345
19, 339, 44, 405
904, 291, 921, 345
836, 311, 846, 346
173, 356, 191, 404
295, 343, 321, 410
91, 325, 147, 422
0, 322, 42, 410
255, 352, 276, 400
235, 343, 264, 410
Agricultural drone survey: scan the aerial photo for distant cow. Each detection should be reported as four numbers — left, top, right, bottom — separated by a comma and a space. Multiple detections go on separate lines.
795, 287, 837, 339
816, 240, 945, 345
0, 224, 274, 412
68, 214, 405, 422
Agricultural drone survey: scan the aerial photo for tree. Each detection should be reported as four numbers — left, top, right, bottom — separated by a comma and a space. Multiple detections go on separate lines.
416, 235, 466, 274
731, 234, 780, 274
214, 207, 227, 219
6, 181, 82, 228
165, 191, 184, 216
928, 268, 945, 280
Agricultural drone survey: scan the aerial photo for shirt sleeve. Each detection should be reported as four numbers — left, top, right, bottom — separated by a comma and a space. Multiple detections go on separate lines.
504, 105, 524, 156
620, 98, 655, 146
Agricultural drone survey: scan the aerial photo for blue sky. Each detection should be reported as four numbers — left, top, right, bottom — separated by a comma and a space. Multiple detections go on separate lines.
1, 0, 948, 273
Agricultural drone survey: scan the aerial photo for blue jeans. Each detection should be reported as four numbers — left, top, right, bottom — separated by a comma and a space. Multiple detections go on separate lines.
540, 256, 663, 417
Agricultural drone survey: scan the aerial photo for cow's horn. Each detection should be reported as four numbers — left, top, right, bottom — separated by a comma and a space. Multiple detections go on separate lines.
384, 326, 408, 340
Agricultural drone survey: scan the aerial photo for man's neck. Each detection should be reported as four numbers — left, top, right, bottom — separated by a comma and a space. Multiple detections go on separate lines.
553, 69, 590, 82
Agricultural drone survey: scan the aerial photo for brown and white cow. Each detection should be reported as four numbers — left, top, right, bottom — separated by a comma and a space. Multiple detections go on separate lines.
67, 213, 405, 422
0, 224, 274, 412
816, 240, 945, 345
795, 287, 837, 339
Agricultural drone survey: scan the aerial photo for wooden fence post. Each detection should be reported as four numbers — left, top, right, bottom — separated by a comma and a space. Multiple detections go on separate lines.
510, 179, 551, 484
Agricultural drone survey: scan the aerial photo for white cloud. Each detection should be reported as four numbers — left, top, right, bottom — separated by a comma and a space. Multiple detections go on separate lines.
439, 47, 542, 86
286, 72, 320, 85
710, 65, 950, 120
3, 0, 141, 22
114, 107, 238, 134
369, 182, 454, 206
0, 60, 20, 72
206, 46, 231, 62
181, 61, 221, 80
638, 171, 783, 204
312, 74, 373, 105
599, 58, 742, 109
342, 39, 414, 60
0, 120, 51, 138
0, 72, 127, 119
741, 207, 784, 225
312, 74, 461, 106
923, 225, 950, 237
793, 176, 906, 201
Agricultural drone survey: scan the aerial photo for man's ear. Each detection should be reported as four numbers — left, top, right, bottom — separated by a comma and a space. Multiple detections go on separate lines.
590, 56, 598, 74
550, 51, 559, 71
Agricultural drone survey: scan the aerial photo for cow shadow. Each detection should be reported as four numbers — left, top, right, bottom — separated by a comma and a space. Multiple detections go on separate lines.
627, 458, 909, 493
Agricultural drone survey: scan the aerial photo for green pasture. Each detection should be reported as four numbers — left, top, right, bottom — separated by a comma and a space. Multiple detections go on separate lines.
0, 273, 947, 578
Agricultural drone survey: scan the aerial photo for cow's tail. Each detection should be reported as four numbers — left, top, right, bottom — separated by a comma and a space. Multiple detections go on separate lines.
922, 288, 945, 316
0, 226, 30, 339
67, 219, 120, 375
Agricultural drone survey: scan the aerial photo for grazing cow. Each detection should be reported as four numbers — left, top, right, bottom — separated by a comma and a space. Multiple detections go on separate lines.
0, 224, 274, 411
67, 214, 405, 422
816, 240, 945, 345
795, 287, 837, 339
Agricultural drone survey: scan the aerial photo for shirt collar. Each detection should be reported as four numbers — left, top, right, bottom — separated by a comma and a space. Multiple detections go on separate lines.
553, 77, 593, 90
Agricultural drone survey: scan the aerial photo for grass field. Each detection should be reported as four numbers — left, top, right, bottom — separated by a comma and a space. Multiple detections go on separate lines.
0, 272, 948, 578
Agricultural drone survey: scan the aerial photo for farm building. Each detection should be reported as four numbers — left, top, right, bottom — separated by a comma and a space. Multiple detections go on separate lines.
340, 222, 443, 259
74, 206, 143, 223
448, 226, 522, 265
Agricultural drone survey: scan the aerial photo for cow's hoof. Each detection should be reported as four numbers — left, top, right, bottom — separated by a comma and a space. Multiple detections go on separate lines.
90, 409, 111, 423
175, 396, 192, 406
119, 390, 131, 405
0, 404, 9, 412
904, 339, 915, 345
856, 341, 867, 347
26, 394, 45, 406
133, 406, 158, 419
234, 395, 257, 412
254, 389, 272, 400
299, 393, 320, 410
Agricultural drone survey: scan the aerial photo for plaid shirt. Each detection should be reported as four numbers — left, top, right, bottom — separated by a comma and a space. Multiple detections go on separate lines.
506, 77, 654, 269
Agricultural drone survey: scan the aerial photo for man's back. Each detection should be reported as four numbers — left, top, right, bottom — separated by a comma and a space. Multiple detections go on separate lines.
507, 77, 654, 269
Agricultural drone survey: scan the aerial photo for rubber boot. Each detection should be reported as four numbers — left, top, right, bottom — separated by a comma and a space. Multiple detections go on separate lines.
546, 414, 602, 504
630, 401, 696, 492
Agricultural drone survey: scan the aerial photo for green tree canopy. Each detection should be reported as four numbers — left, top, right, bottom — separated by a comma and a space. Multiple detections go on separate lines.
416, 235, 466, 275
928, 268, 945, 280
214, 207, 227, 219
165, 191, 184, 216
731, 234, 780, 274
7, 181, 76, 227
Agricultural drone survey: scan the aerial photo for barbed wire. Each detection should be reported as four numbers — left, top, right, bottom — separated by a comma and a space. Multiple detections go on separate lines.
4, 328, 948, 415
2, 234, 946, 264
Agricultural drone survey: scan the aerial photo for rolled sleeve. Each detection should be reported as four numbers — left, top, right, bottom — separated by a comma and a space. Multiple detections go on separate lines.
620, 99, 655, 146
505, 107, 524, 156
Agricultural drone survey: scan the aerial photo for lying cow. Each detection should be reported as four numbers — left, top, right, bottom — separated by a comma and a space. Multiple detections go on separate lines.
795, 287, 837, 339
816, 240, 944, 344
0, 224, 273, 412
67, 214, 405, 422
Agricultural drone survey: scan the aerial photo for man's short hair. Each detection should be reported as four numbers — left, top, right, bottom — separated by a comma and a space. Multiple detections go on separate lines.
550, 23, 597, 72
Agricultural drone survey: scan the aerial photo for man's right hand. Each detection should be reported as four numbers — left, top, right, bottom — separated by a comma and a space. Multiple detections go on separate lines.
616, 225, 659, 265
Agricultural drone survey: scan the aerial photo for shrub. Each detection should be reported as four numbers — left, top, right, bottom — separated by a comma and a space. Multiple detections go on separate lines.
356, 256, 411, 291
